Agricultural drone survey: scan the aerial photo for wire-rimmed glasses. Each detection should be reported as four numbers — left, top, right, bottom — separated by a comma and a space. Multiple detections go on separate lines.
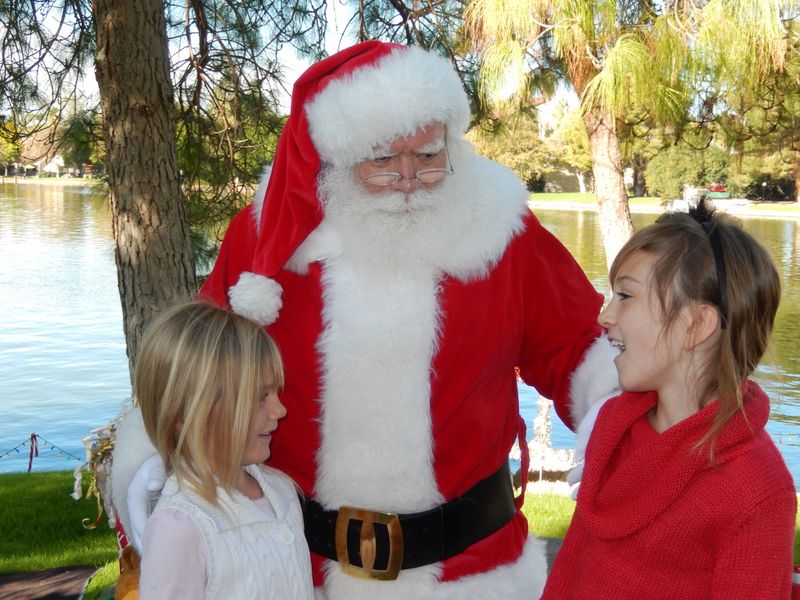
360, 141, 454, 187
362, 167, 453, 187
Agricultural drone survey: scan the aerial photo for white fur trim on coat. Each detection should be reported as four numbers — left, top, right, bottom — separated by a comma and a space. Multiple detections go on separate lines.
567, 334, 621, 498
305, 46, 470, 167
306, 145, 538, 596
569, 333, 620, 427
318, 535, 547, 599
228, 272, 283, 326
297, 146, 528, 515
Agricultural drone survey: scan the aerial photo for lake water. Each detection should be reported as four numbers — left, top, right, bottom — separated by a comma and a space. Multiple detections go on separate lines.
1, 184, 798, 487
0, 183, 131, 473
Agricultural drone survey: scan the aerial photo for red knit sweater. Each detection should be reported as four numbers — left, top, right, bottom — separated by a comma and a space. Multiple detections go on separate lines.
542, 380, 796, 599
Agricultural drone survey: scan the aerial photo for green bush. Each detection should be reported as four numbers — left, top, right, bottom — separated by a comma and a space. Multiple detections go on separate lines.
644, 145, 730, 199
744, 176, 798, 201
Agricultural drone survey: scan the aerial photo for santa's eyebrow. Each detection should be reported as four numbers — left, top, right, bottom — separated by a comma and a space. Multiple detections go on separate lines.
364, 145, 393, 160
363, 138, 445, 160
416, 139, 445, 154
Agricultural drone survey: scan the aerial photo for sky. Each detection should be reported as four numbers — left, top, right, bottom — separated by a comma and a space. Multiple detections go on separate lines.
275, 3, 356, 112
71, 6, 572, 128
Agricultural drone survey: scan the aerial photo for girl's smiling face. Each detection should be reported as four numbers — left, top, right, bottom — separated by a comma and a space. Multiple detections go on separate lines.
598, 250, 690, 396
242, 374, 287, 466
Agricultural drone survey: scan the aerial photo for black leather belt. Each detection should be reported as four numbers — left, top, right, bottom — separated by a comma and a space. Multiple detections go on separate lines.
302, 462, 516, 580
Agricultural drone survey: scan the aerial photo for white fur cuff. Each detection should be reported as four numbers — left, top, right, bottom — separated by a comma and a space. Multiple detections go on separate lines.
228, 272, 283, 326
111, 407, 157, 538
569, 334, 620, 427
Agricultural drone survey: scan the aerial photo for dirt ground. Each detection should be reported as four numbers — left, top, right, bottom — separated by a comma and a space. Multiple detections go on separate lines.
0, 565, 95, 600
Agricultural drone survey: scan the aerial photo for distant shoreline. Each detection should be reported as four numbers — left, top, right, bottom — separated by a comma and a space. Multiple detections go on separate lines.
528, 199, 800, 221
0, 176, 105, 188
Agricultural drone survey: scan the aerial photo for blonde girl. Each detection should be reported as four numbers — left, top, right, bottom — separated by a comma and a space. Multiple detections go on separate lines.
135, 302, 313, 599
543, 201, 796, 599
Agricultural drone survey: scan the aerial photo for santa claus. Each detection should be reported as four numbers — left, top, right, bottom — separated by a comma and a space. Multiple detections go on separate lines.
112, 40, 619, 598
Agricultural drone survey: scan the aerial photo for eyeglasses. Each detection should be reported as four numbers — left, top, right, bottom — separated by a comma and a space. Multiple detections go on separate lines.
360, 140, 454, 187
362, 166, 453, 187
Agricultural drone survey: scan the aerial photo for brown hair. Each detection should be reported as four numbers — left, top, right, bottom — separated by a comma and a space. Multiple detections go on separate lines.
134, 301, 284, 505
609, 204, 780, 456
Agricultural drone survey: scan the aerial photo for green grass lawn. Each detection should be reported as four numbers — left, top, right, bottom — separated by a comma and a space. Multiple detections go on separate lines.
0, 471, 118, 599
1, 471, 798, 598
0, 473, 580, 576
0, 471, 117, 574
522, 492, 577, 539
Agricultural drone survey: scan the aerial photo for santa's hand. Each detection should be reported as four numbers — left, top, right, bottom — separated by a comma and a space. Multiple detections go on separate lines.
566, 461, 583, 500
566, 396, 609, 501
126, 454, 166, 552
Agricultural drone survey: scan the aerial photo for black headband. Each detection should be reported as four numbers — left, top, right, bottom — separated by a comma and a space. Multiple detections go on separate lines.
689, 200, 728, 329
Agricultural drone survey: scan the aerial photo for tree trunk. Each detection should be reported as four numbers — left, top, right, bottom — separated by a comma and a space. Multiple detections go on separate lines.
93, 0, 197, 381
631, 157, 646, 197
576, 171, 587, 193
583, 108, 634, 269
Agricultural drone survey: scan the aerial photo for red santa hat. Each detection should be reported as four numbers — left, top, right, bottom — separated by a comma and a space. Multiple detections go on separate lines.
228, 41, 471, 325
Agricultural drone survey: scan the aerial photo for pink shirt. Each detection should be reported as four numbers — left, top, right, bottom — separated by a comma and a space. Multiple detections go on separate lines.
140, 496, 274, 599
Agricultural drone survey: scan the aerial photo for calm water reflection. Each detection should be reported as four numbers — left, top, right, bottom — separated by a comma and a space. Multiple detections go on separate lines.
1, 186, 798, 486
0, 183, 131, 473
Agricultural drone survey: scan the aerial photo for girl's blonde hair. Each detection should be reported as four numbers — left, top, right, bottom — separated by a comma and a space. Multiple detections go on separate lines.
135, 301, 284, 505
609, 202, 780, 457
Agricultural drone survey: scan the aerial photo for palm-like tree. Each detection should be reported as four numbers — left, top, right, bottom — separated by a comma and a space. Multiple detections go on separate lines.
466, 0, 798, 265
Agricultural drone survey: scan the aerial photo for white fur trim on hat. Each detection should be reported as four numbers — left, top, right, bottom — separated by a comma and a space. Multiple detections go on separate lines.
305, 45, 471, 167
228, 272, 283, 326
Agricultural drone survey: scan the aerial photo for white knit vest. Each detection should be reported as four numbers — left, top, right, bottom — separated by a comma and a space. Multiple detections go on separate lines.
153, 464, 314, 599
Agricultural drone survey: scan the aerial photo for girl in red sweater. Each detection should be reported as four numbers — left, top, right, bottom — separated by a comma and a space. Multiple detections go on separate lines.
543, 200, 796, 599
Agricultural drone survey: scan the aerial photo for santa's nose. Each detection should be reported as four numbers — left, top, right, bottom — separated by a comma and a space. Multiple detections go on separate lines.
390, 157, 420, 193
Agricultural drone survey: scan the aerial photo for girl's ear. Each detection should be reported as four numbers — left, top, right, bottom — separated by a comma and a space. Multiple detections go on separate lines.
684, 303, 721, 351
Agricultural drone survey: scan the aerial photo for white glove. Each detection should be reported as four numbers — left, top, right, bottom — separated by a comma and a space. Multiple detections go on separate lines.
126, 453, 166, 552
566, 461, 583, 500
566, 397, 610, 501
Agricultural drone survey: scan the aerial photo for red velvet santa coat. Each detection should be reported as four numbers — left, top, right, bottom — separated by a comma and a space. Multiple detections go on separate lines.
542, 380, 796, 600
199, 154, 608, 598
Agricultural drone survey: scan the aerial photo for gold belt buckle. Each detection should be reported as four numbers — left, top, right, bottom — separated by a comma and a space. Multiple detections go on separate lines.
335, 505, 403, 580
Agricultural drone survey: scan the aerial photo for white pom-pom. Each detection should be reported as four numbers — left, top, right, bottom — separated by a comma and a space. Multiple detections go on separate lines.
228, 272, 283, 326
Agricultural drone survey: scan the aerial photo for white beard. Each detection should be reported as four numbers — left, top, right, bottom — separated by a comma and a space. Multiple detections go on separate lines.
317, 156, 463, 267
286, 139, 529, 284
